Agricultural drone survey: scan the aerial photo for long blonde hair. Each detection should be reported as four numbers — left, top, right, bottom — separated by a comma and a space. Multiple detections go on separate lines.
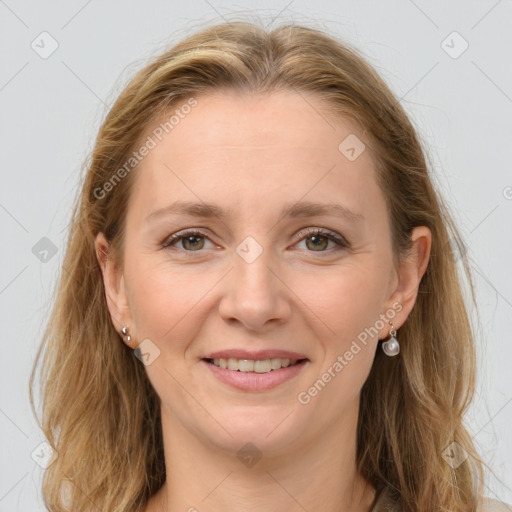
30, 20, 488, 511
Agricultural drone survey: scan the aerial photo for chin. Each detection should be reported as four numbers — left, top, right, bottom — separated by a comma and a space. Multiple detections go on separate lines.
201, 405, 305, 455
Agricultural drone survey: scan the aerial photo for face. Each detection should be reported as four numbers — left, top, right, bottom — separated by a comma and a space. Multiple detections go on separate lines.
100, 90, 417, 457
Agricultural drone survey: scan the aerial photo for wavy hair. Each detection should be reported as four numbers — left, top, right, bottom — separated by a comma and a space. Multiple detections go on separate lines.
30, 20, 488, 511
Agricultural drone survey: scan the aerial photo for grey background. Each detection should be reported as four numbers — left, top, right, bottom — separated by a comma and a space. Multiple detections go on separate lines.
1, 1, 511, 510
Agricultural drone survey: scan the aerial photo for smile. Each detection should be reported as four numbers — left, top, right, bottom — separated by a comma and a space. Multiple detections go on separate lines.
203, 357, 305, 373
202, 358, 309, 391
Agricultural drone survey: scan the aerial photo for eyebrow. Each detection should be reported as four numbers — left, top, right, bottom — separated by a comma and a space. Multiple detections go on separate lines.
145, 200, 365, 224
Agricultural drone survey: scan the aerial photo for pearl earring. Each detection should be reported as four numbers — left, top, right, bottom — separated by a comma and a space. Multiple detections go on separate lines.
121, 326, 131, 344
382, 322, 400, 356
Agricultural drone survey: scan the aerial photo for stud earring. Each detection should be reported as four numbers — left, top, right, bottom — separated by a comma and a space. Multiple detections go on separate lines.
382, 322, 400, 356
121, 326, 131, 344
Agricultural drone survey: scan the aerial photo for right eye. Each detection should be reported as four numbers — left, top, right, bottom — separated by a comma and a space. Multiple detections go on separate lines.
161, 229, 216, 253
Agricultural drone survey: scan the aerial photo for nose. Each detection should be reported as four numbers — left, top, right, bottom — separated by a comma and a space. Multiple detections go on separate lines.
218, 244, 292, 332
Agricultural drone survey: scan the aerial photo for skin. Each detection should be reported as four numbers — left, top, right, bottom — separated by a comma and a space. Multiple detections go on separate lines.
95, 90, 431, 512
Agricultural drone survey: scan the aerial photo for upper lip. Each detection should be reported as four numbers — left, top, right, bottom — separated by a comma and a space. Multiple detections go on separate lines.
202, 349, 309, 360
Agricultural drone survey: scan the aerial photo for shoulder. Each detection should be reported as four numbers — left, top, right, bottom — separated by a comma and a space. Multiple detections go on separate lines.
478, 497, 512, 512
371, 487, 512, 512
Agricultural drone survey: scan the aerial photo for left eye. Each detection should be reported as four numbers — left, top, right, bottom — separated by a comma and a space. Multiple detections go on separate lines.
293, 228, 348, 252
161, 227, 348, 254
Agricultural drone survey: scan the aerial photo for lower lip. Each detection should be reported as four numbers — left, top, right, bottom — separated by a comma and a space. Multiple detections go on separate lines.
202, 359, 308, 391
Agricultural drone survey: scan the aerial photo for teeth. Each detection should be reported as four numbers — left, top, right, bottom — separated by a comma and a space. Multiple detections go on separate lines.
210, 357, 298, 373
270, 358, 282, 370
254, 360, 271, 373
238, 359, 254, 372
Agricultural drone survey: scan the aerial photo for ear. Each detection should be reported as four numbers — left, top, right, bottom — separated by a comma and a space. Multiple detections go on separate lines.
95, 232, 134, 337
379, 226, 432, 337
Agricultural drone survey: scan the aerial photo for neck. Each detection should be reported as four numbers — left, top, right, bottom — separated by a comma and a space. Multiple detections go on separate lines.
147, 399, 376, 512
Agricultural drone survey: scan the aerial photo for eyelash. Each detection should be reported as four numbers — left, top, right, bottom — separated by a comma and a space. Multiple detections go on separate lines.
160, 227, 349, 256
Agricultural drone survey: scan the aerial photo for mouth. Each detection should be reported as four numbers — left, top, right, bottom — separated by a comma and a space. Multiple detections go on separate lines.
201, 356, 310, 391
202, 357, 308, 374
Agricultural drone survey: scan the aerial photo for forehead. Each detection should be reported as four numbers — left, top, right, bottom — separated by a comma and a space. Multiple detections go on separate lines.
148, 89, 366, 156
127, 90, 384, 222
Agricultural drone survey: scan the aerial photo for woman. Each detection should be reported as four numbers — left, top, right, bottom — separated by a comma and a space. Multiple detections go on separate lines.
30, 21, 509, 512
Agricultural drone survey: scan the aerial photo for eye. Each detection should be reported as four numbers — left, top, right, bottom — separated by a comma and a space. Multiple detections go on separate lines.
160, 227, 350, 255
293, 227, 349, 252
161, 229, 214, 252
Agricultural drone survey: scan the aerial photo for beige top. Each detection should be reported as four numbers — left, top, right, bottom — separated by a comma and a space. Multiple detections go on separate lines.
370, 486, 512, 512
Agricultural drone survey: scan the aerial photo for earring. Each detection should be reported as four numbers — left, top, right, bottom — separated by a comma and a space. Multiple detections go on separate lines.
382, 322, 400, 356
121, 326, 131, 344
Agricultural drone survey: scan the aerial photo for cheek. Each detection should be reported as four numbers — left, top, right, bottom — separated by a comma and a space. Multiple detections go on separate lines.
297, 262, 389, 343
124, 254, 228, 348
125, 257, 192, 339
125, 251, 390, 346
297, 268, 385, 412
